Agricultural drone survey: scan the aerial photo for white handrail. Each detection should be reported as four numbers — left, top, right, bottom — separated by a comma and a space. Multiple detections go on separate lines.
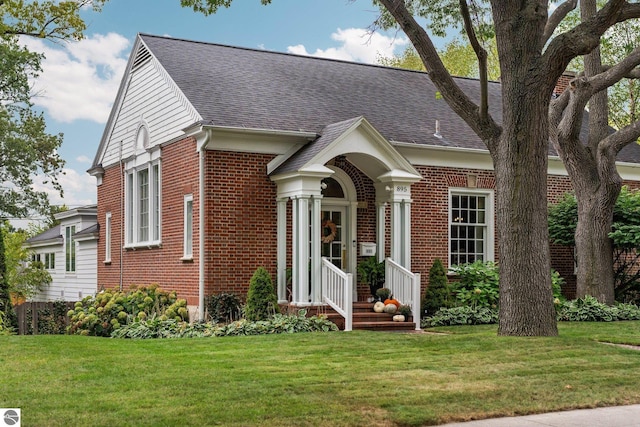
385, 258, 421, 330
321, 257, 353, 331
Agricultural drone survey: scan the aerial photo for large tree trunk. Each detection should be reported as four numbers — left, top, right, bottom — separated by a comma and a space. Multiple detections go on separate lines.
493, 2, 557, 336
571, 0, 619, 304
574, 186, 617, 303
495, 87, 558, 336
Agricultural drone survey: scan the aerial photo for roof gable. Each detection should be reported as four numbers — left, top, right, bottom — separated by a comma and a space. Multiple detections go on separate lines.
272, 117, 421, 181
92, 36, 202, 169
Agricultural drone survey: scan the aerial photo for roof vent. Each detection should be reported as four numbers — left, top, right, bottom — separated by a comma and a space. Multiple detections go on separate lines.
434, 120, 442, 139
132, 44, 151, 71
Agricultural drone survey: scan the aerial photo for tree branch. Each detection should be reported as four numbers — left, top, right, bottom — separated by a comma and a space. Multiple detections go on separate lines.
542, 0, 640, 89
542, 0, 578, 46
602, 119, 640, 154
590, 47, 640, 93
377, 0, 501, 150
459, 0, 489, 122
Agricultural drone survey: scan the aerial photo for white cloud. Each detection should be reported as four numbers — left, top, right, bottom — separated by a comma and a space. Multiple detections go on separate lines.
21, 33, 130, 124
32, 168, 96, 208
287, 28, 407, 64
76, 155, 92, 163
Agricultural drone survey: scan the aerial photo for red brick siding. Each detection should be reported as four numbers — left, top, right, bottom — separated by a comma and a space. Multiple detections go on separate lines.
97, 139, 200, 304
203, 150, 278, 299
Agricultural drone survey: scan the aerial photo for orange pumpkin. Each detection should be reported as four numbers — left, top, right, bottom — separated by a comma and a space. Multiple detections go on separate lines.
384, 298, 401, 308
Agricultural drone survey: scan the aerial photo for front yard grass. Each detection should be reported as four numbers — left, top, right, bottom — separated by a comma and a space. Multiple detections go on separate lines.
2, 322, 640, 426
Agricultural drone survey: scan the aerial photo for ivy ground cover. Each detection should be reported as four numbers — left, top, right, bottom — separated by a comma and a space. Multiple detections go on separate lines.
2, 322, 640, 426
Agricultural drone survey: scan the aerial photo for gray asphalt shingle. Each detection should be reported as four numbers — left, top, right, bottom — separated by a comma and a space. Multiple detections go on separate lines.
139, 34, 640, 164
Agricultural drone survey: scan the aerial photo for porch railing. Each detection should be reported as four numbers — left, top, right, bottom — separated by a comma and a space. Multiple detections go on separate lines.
321, 257, 353, 331
386, 257, 421, 330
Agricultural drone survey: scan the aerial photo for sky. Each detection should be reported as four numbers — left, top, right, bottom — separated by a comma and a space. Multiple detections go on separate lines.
19, 0, 452, 224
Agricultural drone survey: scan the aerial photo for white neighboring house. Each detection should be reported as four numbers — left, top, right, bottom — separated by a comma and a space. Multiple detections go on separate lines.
25, 205, 98, 301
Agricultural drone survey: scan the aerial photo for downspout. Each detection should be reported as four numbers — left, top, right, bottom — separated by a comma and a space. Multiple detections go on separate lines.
119, 140, 124, 292
197, 130, 209, 322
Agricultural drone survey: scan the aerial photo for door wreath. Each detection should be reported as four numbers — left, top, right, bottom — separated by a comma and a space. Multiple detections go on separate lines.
321, 218, 338, 243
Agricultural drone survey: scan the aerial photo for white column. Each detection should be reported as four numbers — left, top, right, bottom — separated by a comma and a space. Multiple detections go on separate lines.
276, 198, 288, 303
376, 202, 386, 263
291, 197, 299, 304
350, 200, 358, 301
310, 196, 322, 304
390, 200, 402, 263
295, 195, 311, 305
402, 199, 412, 270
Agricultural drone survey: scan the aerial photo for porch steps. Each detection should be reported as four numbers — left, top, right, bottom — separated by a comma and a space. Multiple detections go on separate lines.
321, 302, 417, 332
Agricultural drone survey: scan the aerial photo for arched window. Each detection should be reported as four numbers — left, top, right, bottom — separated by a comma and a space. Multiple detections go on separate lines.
136, 124, 149, 151
321, 177, 344, 199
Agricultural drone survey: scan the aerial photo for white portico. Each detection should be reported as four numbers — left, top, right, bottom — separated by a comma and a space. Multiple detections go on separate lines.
268, 117, 422, 306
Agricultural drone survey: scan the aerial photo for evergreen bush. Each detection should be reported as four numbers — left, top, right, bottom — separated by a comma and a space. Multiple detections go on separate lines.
422, 258, 451, 318
244, 267, 279, 321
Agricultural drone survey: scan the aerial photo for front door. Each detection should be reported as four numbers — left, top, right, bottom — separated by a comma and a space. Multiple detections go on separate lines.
321, 208, 346, 270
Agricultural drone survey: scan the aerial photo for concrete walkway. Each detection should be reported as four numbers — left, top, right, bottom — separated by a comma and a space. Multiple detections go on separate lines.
440, 405, 640, 426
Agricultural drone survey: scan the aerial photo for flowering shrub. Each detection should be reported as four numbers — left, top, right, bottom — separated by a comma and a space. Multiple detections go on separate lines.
67, 285, 188, 337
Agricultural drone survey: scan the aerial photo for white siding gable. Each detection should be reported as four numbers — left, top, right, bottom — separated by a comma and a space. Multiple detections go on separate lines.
99, 49, 201, 168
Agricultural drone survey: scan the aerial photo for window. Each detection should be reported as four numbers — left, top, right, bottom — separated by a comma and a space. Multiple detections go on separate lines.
65, 225, 76, 273
125, 162, 161, 247
105, 212, 112, 262
183, 194, 193, 259
449, 190, 494, 266
30, 254, 41, 264
45, 253, 55, 270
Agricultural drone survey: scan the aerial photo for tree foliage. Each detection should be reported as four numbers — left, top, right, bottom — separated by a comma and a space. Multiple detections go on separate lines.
1, 222, 51, 300
0, 0, 107, 219
379, 38, 500, 81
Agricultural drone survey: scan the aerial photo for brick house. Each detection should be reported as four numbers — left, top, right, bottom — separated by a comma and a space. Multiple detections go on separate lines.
89, 34, 640, 324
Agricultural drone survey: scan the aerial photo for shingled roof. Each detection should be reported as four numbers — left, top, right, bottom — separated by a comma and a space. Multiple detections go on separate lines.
137, 34, 640, 163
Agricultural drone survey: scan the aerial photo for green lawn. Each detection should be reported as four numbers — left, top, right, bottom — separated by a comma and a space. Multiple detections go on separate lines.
2, 322, 640, 426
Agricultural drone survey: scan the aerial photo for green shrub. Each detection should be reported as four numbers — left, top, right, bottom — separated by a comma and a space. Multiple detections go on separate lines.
449, 261, 499, 309
111, 316, 218, 339
205, 292, 242, 324
422, 258, 451, 317
244, 267, 279, 322
557, 296, 640, 322
449, 261, 565, 309
67, 285, 188, 337
111, 310, 337, 339
0, 309, 13, 335
422, 306, 498, 327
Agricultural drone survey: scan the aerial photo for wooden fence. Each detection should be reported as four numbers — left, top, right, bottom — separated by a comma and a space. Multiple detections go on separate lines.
15, 301, 76, 335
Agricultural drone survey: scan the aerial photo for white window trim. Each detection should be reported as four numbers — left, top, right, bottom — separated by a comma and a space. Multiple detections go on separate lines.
105, 212, 112, 263
182, 194, 194, 261
65, 225, 76, 274
45, 252, 55, 270
448, 188, 495, 267
124, 151, 162, 249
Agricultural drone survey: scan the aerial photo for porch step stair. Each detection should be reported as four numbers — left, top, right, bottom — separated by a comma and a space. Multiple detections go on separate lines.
325, 302, 417, 332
